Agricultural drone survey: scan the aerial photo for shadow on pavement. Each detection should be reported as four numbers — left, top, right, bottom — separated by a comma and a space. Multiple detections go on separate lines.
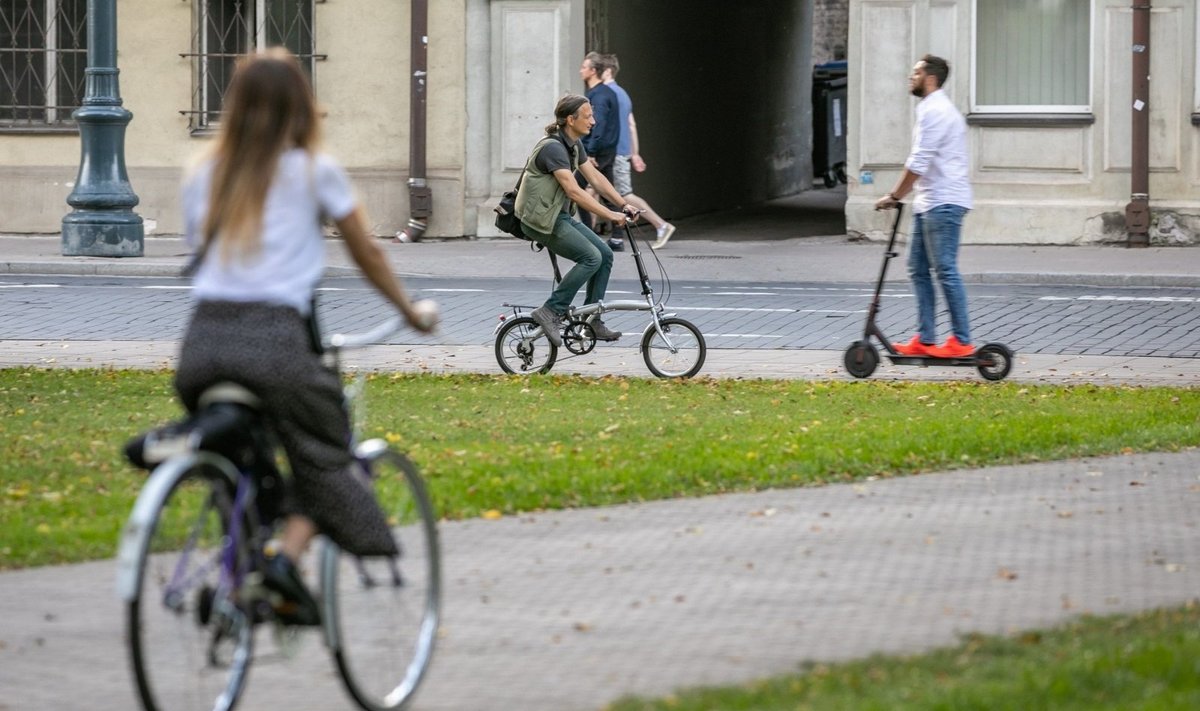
667, 184, 847, 242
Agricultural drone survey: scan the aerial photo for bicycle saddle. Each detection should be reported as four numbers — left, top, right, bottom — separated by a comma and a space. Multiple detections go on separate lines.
124, 382, 265, 470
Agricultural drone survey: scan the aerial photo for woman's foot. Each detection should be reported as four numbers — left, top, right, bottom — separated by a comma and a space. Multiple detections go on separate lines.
262, 553, 321, 626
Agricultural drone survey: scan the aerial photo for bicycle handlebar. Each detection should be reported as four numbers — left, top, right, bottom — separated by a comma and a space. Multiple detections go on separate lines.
326, 316, 405, 350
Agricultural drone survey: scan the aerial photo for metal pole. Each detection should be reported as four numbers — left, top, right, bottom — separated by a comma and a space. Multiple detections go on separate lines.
1125, 1, 1151, 248
395, 0, 432, 242
61, 0, 143, 257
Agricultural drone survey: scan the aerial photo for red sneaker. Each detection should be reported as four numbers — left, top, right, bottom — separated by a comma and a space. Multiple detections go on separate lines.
893, 336, 933, 356
926, 336, 975, 358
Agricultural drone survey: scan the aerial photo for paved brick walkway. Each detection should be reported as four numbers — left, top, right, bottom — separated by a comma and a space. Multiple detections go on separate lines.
2, 451, 1198, 711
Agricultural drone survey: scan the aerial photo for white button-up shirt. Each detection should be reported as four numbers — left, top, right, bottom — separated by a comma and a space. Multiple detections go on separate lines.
905, 89, 972, 214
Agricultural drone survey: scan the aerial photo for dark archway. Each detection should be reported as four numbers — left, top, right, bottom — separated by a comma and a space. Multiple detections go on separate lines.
590, 0, 816, 222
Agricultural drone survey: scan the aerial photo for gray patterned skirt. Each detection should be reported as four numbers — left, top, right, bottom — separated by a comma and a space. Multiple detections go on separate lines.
174, 300, 397, 556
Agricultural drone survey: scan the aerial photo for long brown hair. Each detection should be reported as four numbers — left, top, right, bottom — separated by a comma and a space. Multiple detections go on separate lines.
203, 47, 321, 261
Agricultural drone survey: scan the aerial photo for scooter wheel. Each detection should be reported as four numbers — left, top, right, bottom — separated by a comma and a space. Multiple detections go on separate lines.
976, 343, 1014, 381
843, 341, 879, 379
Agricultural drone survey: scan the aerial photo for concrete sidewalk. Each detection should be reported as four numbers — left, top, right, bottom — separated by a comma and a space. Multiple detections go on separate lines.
2, 232, 1198, 287
2, 187, 1198, 286
2, 450, 1199, 711
3, 340, 1199, 386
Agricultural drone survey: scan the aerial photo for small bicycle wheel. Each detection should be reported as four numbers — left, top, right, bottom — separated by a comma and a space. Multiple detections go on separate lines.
495, 316, 558, 374
641, 317, 706, 378
843, 340, 879, 378
323, 443, 440, 711
119, 454, 253, 711
976, 343, 1014, 381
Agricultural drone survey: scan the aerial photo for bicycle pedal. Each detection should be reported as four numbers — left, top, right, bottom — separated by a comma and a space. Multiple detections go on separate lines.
266, 590, 322, 627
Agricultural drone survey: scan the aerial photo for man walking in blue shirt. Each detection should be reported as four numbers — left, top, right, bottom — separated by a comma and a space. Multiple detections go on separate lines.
580, 52, 621, 247
875, 54, 974, 359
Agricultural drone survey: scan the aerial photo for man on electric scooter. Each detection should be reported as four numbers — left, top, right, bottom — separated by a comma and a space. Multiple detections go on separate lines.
874, 54, 974, 359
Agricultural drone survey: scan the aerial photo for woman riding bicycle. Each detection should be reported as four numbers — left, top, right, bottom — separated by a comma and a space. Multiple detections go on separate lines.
175, 48, 436, 623
515, 93, 639, 347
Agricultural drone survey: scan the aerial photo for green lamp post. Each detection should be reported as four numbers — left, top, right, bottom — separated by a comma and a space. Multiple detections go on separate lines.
61, 0, 143, 257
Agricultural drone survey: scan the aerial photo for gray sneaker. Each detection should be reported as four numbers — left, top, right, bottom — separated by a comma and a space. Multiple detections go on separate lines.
529, 306, 563, 347
589, 317, 622, 341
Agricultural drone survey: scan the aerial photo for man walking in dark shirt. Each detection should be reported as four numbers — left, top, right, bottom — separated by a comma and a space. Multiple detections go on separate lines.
580, 51, 621, 248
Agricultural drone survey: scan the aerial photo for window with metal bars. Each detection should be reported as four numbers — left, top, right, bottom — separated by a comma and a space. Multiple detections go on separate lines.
0, 0, 87, 131
184, 0, 323, 131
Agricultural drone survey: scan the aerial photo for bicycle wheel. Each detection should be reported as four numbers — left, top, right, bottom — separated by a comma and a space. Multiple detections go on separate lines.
495, 316, 558, 374
118, 453, 254, 711
641, 317, 706, 378
322, 442, 441, 711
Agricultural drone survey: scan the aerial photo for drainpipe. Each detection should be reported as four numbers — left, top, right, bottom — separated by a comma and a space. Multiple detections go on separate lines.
395, 0, 432, 242
1125, 1, 1151, 248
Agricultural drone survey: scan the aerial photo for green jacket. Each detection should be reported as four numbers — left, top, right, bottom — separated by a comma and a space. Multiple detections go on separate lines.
514, 134, 581, 236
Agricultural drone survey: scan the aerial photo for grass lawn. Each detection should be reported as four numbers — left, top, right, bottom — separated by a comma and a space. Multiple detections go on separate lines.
1, 369, 1198, 569
606, 604, 1200, 710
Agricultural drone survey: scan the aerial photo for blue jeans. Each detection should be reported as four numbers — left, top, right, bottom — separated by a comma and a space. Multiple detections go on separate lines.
522, 212, 614, 315
907, 204, 971, 344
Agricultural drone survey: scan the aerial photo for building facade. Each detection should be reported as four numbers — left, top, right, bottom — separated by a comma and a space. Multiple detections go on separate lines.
847, 0, 1200, 245
2, 0, 819, 242
1, 0, 590, 239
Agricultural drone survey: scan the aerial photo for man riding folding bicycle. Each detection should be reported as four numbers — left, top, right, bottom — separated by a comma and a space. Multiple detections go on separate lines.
514, 93, 640, 347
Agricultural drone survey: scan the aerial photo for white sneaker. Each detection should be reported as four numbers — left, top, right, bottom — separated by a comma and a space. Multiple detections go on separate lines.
651, 223, 675, 250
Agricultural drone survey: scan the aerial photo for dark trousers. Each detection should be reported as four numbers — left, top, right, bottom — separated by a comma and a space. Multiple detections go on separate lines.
578, 151, 616, 232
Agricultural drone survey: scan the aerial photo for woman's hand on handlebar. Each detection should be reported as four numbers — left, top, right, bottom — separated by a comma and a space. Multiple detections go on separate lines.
620, 204, 643, 223
405, 298, 440, 333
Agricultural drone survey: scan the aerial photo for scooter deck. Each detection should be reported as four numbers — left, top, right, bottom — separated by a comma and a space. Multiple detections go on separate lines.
885, 354, 982, 367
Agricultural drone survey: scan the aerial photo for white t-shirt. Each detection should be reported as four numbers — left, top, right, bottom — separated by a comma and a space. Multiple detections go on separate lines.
182, 148, 358, 315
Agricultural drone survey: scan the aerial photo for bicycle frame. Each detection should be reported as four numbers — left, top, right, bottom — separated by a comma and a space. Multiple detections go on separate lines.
497, 222, 686, 351
117, 452, 245, 603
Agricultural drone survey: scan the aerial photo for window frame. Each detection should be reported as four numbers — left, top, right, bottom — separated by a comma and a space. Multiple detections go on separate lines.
183, 0, 324, 134
0, 0, 87, 133
970, 0, 1094, 115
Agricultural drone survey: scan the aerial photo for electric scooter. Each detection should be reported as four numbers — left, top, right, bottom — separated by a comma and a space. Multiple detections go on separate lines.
843, 204, 1015, 381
